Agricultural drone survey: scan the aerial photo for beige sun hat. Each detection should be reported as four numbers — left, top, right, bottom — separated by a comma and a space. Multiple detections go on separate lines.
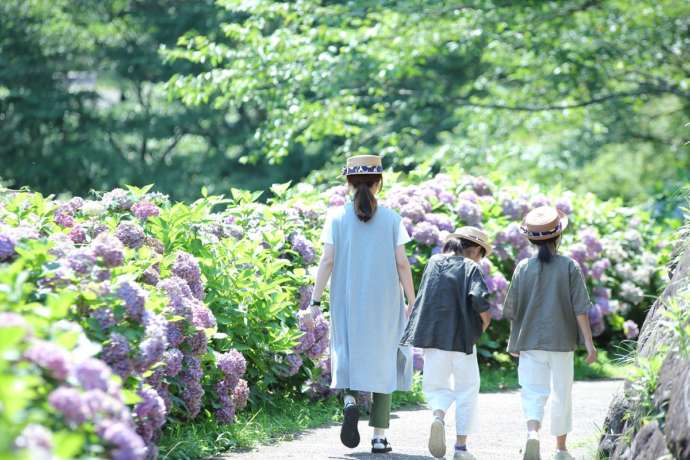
447, 226, 493, 256
520, 206, 569, 241
342, 155, 384, 176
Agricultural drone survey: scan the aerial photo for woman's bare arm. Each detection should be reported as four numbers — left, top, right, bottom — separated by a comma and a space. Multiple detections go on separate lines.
312, 244, 335, 302
395, 245, 416, 316
480, 311, 492, 332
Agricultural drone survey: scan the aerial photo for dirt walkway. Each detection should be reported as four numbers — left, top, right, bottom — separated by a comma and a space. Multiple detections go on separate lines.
217, 380, 619, 460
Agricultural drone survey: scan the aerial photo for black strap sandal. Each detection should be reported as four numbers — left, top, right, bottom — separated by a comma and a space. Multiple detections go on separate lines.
340, 403, 360, 448
371, 438, 393, 454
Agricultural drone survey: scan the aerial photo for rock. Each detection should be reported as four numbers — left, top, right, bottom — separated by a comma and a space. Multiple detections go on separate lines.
653, 349, 683, 409
665, 357, 690, 460
630, 421, 670, 460
599, 388, 632, 457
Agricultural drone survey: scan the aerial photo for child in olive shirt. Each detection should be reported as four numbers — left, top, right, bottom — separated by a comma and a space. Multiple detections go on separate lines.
401, 227, 492, 460
504, 206, 597, 460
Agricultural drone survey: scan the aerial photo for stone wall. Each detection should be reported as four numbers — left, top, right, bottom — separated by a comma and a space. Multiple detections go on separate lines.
599, 236, 690, 459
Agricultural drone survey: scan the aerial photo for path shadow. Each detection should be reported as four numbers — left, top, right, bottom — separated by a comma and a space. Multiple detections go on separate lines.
328, 454, 435, 460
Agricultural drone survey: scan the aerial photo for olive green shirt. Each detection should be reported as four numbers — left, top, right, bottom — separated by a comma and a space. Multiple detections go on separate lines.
504, 255, 591, 353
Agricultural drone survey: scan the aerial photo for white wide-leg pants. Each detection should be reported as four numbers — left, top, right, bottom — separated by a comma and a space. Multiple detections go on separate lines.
422, 348, 480, 435
518, 350, 574, 436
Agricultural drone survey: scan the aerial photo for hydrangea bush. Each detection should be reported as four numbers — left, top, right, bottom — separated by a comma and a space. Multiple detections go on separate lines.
0, 170, 669, 458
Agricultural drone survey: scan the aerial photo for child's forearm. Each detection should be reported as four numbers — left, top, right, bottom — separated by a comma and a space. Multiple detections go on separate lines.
480, 311, 492, 332
576, 314, 595, 348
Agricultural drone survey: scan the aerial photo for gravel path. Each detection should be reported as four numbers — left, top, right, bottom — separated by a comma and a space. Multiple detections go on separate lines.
216, 380, 620, 460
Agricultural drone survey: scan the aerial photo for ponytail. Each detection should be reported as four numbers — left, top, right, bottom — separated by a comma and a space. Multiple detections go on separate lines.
347, 174, 382, 222
533, 235, 560, 263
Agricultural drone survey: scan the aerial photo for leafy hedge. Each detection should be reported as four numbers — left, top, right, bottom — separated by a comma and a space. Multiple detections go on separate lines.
0, 170, 668, 459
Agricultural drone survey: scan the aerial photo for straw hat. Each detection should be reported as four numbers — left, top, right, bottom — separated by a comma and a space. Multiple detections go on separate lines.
447, 226, 493, 256
342, 155, 383, 176
520, 206, 569, 241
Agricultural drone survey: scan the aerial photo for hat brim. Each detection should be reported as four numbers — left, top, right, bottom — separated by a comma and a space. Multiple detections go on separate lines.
447, 233, 493, 257
521, 211, 569, 241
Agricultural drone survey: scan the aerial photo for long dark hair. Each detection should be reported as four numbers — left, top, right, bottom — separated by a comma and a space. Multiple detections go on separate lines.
532, 235, 560, 263
443, 236, 486, 257
347, 174, 382, 222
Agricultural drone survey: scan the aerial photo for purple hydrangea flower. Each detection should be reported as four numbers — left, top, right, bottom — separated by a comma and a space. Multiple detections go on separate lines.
299, 285, 313, 310
163, 349, 184, 377
25, 341, 71, 380
15, 423, 53, 454
412, 221, 440, 246
591, 258, 611, 280
91, 233, 125, 268
54, 210, 75, 228
328, 194, 346, 207
116, 222, 146, 249
48, 387, 88, 425
102, 332, 133, 379
172, 251, 204, 301
568, 244, 588, 266
623, 320, 640, 339
166, 321, 185, 348
290, 233, 316, 264
103, 189, 133, 211
116, 281, 147, 321
191, 301, 217, 329
595, 296, 611, 315
530, 195, 551, 208
69, 225, 87, 244
588, 305, 605, 337
284, 353, 303, 377
144, 237, 165, 254
400, 201, 426, 223
131, 200, 160, 220
413, 348, 424, 372
501, 197, 530, 221
141, 264, 160, 286
66, 249, 97, 275
0, 232, 16, 260
180, 356, 204, 419
555, 197, 573, 215
581, 228, 603, 259
425, 213, 454, 232
137, 312, 169, 371
134, 387, 167, 443
458, 191, 479, 203
185, 330, 208, 356
233, 378, 250, 410
469, 177, 493, 196
456, 200, 482, 226
74, 358, 112, 392
217, 349, 247, 380
99, 421, 147, 460
215, 379, 237, 424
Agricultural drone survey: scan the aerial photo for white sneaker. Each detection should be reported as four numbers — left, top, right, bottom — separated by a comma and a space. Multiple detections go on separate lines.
454, 450, 477, 460
428, 417, 446, 458
553, 451, 574, 460
523, 438, 540, 460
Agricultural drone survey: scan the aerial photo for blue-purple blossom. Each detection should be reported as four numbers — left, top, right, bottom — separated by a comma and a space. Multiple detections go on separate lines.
215, 379, 236, 423
117, 281, 147, 321
530, 195, 551, 208
166, 321, 185, 348
284, 353, 303, 377
141, 264, 160, 286
172, 251, 204, 300
69, 225, 87, 244
591, 258, 611, 280
501, 197, 530, 220
400, 201, 427, 223
0, 232, 15, 260
54, 209, 74, 228
15, 423, 53, 455
180, 355, 204, 419
233, 378, 250, 410
425, 213, 454, 232
163, 349, 183, 377
25, 341, 71, 380
623, 320, 640, 339
48, 387, 88, 425
99, 421, 147, 460
588, 305, 605, 337
185, 330, 208, 356
456, 200, 482, 226
103, 188, 133, 211
469, 177, 493, 196
412, 221, 440, 246
299, 285, 313, 310
102, 332, 133, 379
74, 358, 112, 392
134, 387, 167, 444
91, 233, 125, 268
555, 197, 573, 215
191, 301, 216, 329
290, 233, 316, 264
217, 349, 247, 380
137, 312, 169, 371
413, 348, 424, 372
66, 249, 97, 275
116, 222, 146, 249
131, 200, 160, 220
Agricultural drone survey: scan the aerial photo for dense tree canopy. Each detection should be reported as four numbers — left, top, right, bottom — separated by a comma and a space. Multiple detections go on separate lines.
169, 0, 689, 204
1, 0, 688, 207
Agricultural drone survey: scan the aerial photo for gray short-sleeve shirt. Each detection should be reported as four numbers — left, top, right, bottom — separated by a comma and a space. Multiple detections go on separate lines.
504, 255, 592, 353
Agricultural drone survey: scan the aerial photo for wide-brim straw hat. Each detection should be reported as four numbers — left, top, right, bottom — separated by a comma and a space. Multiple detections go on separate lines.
521, 206, 569, 241
342, 155, 384, 176
447, 226, 493, 256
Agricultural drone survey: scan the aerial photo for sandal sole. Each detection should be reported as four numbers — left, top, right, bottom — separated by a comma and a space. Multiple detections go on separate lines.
523, 438, 540, 460
428, 419, 446, 458
340, 405, 360, 448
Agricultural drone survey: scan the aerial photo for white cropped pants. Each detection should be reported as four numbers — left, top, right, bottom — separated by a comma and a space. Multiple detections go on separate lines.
422, 348, 480, 435
518, 350, 574, 436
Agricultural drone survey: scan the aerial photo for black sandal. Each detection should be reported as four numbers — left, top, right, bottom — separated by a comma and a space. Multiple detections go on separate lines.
340, 403, 360, 448
371, 438, 393, 454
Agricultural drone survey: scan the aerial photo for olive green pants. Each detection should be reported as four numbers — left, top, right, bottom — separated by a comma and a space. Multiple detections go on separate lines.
345, 390, 392, 428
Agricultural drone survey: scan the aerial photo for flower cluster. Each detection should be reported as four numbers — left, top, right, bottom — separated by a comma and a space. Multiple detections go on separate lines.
215, 349, 249, 423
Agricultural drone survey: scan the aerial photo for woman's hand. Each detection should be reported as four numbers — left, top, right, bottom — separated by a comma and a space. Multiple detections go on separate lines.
405, 301, 414, 318
510, 352, 519, 358
585, 342, 598, 364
